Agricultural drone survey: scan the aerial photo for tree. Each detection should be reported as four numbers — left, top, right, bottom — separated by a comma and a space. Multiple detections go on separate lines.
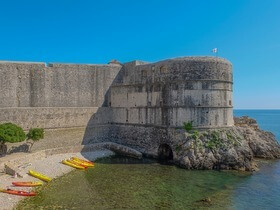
26, 128, 44, 151
0, 123, 26, 156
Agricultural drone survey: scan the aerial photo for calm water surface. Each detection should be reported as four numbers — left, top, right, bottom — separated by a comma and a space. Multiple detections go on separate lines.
17, 110, 280, 209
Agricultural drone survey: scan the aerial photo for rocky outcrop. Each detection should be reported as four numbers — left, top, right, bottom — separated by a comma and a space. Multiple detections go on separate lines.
173, 116, 280, 171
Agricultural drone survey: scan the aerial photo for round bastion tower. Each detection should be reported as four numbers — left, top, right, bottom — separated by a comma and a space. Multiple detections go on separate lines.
110, 56, 233, 128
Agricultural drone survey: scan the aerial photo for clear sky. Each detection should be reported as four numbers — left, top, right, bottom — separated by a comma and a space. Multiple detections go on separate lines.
0, 0, 279, 109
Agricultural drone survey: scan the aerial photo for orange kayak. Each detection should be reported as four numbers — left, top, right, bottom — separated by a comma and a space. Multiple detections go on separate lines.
0, 188, 36, 196
12, 181, 43, 187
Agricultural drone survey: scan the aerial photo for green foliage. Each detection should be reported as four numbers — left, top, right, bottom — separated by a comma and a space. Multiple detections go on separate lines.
205, 131, 223, 150
226, 131, 241, 146
183, 122, 193, 132
27, 128, 44, 141
0, 123, 26, 143
226, 132, 233, 140
191, 130, 199, 141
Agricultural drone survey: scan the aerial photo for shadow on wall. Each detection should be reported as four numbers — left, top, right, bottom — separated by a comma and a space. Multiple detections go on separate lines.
80, 65, 124, 160
80, 62, 176, 161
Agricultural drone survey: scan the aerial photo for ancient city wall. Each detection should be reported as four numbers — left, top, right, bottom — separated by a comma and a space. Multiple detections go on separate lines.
0, 61, 121, 130
0, 57, 234, 155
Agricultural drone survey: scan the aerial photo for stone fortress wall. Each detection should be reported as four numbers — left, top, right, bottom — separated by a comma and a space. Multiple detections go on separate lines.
0, 61, 121, 130
0, 57, 233, 154
109, 57, 233, 129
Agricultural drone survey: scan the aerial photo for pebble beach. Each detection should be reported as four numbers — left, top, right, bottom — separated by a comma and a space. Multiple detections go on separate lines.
0, 150, 114, 210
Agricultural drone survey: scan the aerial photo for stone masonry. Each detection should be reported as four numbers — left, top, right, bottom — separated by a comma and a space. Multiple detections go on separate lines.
0, 57, 233, 156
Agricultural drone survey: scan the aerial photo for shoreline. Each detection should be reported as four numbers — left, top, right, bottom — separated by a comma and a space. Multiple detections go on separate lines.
0, 149, 115, 210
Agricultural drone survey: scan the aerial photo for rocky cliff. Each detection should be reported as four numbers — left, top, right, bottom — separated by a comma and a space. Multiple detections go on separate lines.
174, 116, 280, 171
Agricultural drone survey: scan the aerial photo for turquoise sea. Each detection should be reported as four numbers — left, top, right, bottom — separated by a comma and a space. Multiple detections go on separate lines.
18, 110, 280, 210
232, 109, 280, 209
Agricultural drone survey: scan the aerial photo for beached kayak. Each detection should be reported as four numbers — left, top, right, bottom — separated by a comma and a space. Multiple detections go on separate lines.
62, 160, 86, 170
71, 159, 94, 168
71, 157, 94, 167
67, 159, 89, 169
0, 188, 36, 196
12, 181, 43, 187
28, 170, 52, 182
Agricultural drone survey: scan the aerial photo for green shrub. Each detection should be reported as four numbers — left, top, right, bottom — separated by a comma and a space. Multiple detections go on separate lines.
26, 128, 44, 151
183, 122, 193, 132
27, 128, 44, 141
0, 123, 26, 143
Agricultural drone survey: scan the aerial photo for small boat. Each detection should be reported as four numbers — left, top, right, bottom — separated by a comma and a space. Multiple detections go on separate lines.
71, 157, 94, 167
67, 159, 88, 169
28, 170, 52, 182
12, 181, 43, 187
71, 159, 94, 168
62, 160, 86, 170
0, 188, 36, 196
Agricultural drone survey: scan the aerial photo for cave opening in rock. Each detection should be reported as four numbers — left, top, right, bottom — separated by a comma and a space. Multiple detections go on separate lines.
158, 144, 173, 161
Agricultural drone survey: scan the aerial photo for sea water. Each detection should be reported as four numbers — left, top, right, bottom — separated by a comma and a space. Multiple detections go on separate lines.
17, 110, 280, 209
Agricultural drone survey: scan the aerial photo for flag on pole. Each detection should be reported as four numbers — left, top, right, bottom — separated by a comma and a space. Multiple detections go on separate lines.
212, 48, 218, 53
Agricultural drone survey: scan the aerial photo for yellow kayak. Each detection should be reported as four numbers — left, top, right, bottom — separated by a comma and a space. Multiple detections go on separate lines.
28, 170, 52, 182
62, 160, 86, 170
71, 157, 94, 167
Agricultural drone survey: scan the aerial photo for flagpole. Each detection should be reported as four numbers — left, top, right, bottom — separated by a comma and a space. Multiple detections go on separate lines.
212, 48, 218, 58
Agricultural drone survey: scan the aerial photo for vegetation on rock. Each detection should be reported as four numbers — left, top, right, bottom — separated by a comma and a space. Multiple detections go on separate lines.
183, 122, 193, 132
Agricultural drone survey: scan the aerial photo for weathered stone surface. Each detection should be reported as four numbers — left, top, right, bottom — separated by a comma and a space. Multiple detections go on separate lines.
4, 163, 25, 177
103, 142, 142, 159
110, 57, 233, 129
0, 57, 232, 130
94, 116, 279, 171
0, 57, 279, 171
175, 117, 280, 171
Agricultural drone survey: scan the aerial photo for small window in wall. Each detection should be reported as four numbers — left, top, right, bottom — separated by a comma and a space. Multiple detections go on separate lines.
229, 100, 232, 106
160, 65, 168, 74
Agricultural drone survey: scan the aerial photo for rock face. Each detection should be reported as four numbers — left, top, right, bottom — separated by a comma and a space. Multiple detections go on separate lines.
174, 116, 280, 171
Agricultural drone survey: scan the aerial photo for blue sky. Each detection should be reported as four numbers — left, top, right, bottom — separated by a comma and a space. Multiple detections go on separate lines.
0, 0, 279, 109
